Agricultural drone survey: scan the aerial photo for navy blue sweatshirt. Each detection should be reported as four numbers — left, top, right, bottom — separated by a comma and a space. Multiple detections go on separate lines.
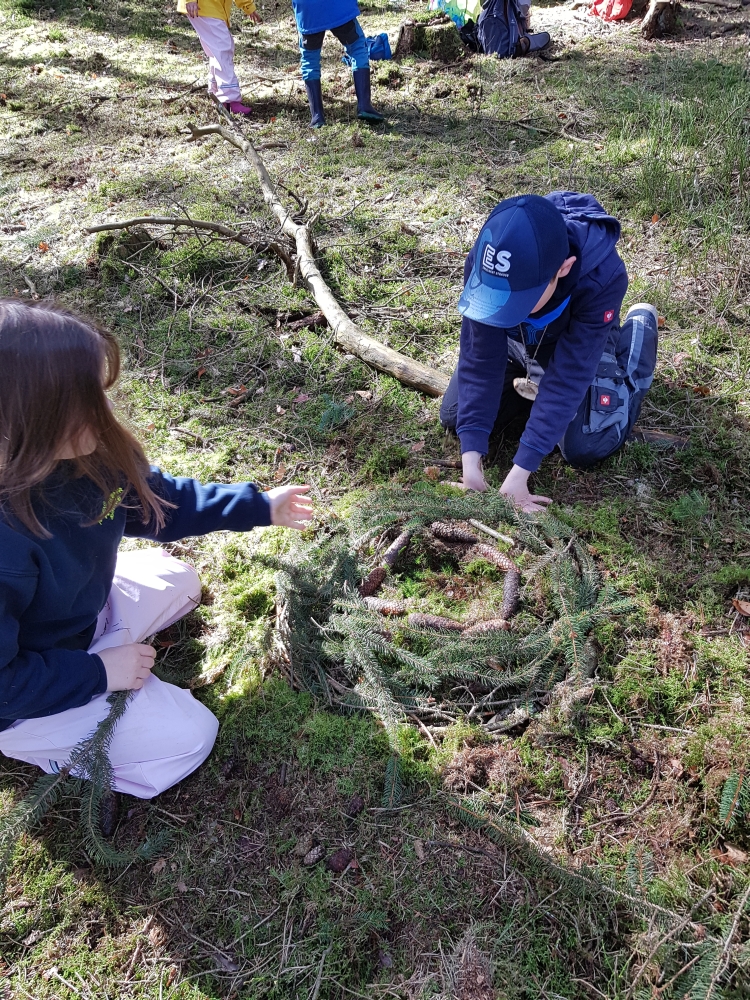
0, 466, 271, 732
455, 191, 628, 472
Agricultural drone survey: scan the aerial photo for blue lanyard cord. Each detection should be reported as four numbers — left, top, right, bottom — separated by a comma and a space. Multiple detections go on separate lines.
521, 295, 571, 344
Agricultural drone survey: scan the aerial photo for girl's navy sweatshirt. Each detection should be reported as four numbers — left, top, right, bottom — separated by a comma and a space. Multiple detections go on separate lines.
0, 467, 271, 732
455, 191, 628, 471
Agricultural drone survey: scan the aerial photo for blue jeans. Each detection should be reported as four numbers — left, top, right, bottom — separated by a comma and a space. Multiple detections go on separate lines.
299, 18, 369, 80
440, 305, 658, 469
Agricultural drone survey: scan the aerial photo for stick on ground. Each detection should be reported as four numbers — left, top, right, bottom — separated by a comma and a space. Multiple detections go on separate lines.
186, 122, 450, 398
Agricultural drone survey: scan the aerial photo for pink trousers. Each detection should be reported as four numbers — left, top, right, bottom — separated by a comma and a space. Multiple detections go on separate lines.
189, 15, 241, 103
0, 548, 219, 799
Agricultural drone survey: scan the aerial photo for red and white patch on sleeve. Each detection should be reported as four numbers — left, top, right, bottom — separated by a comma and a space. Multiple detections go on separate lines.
603, 309, 615, 323
600, 394, 611, 406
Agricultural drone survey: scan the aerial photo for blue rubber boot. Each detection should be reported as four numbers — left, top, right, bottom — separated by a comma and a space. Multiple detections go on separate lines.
352, 67, 384, 123
304, 79, 325, 128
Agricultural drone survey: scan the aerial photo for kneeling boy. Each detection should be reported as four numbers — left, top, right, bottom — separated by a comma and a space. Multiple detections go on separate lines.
441, 192, 658, 511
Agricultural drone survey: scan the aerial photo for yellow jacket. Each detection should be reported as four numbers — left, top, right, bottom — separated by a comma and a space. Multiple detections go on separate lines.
177, 0, 256, 25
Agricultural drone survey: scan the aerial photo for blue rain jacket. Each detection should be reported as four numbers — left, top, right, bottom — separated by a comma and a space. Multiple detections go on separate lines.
292, 0, 360, 34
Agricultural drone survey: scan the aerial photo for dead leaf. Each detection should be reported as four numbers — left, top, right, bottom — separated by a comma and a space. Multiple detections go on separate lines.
651, 213, 660, 224
294, 393, 310, 404
424, 466, 441, 481
732, 599, 750, 617
38, 242, 50, 252
345, 794, 365, 817
657, 316, 666, 329
151, 858, 167, 874
693, 385, 711, 397
672, 352, 690, 366
354, 390, 373, 401
712, 844, 748, 867
213, 954, 239, 973
411, 440, 425, 453
274, 464, 286, 482
414, 838, 425, 861
196, 367, 206, 378
176, 881, 187, 893
225, 385, 247, 396
276, 405, 286, 415
146, 423, 155, 431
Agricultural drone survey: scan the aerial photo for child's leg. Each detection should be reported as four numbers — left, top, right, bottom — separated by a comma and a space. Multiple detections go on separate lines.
191, 15, 241, 103
298, 30, 325, 81
330, 19, 368, 71
0, 548, 218, 799
89, 547, 201, 653
331, 19, 384, 122
299, 30, 325, 127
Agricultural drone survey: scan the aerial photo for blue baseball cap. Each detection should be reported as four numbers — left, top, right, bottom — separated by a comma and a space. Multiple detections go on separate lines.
458, 195, 570, 328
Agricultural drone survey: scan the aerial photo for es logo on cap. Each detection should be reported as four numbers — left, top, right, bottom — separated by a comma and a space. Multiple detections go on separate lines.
603, 309, 615, 323
482, 245, 512, 276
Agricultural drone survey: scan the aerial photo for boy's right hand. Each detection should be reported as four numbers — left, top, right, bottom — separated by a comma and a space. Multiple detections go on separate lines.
186, 1, 199, 16
98, 643, 157, 691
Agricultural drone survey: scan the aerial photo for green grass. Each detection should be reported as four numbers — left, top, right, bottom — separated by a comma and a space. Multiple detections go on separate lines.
2, 0, 750, 995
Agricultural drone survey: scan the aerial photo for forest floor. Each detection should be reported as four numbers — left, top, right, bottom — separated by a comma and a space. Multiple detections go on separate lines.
1, 0, 750, 996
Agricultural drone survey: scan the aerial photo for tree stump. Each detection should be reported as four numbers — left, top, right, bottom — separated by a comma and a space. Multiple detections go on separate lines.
394, 17, 465, 62
641, 0, 680, 37
394, 19, 421, 59
425, 21, 465, 62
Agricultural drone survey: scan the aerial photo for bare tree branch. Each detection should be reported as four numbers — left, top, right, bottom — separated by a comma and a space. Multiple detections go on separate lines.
187, 122, 450, 398
84, 216, 256, 245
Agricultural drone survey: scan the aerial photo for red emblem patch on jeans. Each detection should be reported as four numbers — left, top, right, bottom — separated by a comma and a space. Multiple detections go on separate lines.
600, 394, 611, 406
603, 309, 615, 323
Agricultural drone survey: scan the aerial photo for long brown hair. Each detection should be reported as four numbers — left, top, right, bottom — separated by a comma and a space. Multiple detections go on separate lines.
0, 299, 168, 537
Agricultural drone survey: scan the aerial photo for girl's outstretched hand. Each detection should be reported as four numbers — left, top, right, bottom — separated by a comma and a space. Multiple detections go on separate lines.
266, 485, 313, 530
247, 9, 261, 21
99, 643, 156, 691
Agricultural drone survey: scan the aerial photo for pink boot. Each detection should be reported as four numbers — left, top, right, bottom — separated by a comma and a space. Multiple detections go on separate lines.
223, 100, 252, 115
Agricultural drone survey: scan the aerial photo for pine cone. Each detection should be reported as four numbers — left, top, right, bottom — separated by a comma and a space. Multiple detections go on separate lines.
501, 568, 521, 620
358, 565, 387, 597
382, 529, 412, 568
407, 613, 465, 631
303, 844, 326, 866
463, 618, 509, 635
466, 543, 517, 573
429, 521, 478, 544
364, 596, 408, 615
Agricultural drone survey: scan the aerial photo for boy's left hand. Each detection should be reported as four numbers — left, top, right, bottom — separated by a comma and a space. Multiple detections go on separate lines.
266, 485, 313, 529
185, 1, 199, 16
247, 10, 262, 22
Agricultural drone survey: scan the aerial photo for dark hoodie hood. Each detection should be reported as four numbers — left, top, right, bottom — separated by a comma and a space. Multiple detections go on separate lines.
545, 190, 622, 278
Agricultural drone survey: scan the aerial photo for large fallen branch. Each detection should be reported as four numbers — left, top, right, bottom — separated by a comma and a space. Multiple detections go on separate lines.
186, 122, 450, 398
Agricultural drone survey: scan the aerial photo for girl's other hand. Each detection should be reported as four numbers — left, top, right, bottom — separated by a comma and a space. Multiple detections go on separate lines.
266, 485, 313, 530
186, 2, 199, 16
99, 643, 157, 691
247, 9, 261, 21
